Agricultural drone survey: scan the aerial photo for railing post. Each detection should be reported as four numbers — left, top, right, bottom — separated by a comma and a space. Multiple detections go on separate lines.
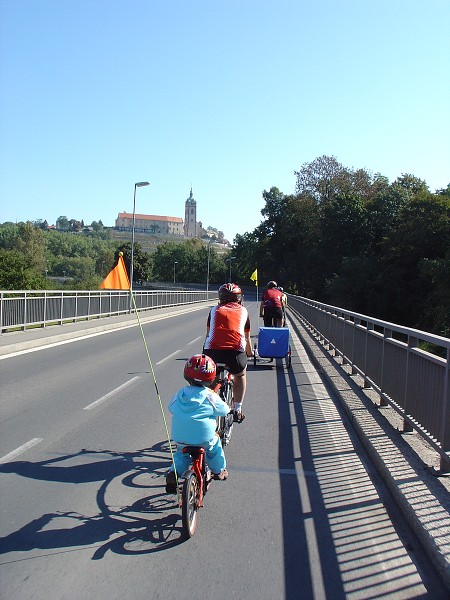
439, 348, 450, 473
379, 327, 390, 406
22, 292, 27, 331
363, 321, 372, 389
60, 291, 64, 325
402, 334, 416, 433
43, 291, 47, 328
351, 318, 358, 375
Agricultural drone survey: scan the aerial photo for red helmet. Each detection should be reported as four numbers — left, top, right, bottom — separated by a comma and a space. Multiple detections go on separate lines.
267, 280, 277, 288
218, 283, 242, 304
184, 354, 217, 386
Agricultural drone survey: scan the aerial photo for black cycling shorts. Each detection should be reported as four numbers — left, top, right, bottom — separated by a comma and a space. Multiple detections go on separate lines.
263, 306, 283, 327
203, 349, 247, 375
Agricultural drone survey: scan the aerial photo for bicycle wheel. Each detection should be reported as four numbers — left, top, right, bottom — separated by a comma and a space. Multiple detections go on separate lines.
181, 471, 199, 538
222, 379, 234, 446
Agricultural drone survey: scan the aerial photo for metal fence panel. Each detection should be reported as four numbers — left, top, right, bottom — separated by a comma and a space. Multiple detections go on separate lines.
287, 293, 450, 471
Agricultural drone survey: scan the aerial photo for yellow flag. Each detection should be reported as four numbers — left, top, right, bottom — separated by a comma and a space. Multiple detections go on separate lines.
100, 253, 131, 290
250, 268, 258, 286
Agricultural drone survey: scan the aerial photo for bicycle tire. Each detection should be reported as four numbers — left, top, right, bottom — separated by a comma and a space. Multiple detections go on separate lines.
220, 377, 234, 446
181, 471, 199, 538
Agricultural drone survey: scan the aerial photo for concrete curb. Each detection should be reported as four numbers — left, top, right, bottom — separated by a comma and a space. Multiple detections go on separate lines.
287, 310, 450, 592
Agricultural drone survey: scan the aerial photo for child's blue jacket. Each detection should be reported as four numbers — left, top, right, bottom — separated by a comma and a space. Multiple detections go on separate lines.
169, 385, 229, 445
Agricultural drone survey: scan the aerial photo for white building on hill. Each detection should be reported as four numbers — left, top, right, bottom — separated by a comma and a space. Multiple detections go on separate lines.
115, 188, 202, 237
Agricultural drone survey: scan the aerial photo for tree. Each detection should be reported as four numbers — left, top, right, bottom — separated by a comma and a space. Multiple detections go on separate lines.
0, 223, 20, 250
394, 174, 429, 195
56, 216, 69, 230
0, 249, 46, 289
117, 242, 152, 284
294, 155, 378, 204
14, 222, 47, 273
294, 155, 349, 203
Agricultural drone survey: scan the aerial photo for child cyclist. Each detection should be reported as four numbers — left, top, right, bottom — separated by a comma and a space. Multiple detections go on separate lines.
165, 354, 230, 494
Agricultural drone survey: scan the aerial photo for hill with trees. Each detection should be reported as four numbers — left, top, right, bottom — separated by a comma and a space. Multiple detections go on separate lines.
1, 155, 448, 337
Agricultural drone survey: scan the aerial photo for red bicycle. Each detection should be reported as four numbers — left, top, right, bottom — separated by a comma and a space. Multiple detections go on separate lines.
179, 446, 212, 538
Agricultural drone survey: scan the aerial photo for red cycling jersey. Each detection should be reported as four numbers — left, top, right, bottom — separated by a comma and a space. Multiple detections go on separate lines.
204, 302, 250, 352
262, 288, 283, 308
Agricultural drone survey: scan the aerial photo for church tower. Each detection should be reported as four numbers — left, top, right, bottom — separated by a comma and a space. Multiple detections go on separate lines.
184, 187, 197, 237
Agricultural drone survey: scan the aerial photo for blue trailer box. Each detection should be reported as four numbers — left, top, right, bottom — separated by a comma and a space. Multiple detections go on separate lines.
257, 327, 290, 358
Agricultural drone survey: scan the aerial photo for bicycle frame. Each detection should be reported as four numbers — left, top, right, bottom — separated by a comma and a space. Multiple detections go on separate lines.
213, 363, 234, 446
180, 446, 208, 509
179, 446, 212, 538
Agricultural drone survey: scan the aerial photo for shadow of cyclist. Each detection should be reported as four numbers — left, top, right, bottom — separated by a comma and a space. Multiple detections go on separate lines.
0, 442, 185, 558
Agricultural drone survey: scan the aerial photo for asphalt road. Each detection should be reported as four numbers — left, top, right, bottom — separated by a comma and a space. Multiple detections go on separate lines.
0, 301, 447, 599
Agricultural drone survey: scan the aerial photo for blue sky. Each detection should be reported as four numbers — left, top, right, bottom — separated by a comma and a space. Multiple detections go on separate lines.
1, 0, 449, 243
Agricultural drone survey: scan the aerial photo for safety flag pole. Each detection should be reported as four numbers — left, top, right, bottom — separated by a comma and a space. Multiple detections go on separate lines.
250, 267, 259, 321
99, 252, 179, 495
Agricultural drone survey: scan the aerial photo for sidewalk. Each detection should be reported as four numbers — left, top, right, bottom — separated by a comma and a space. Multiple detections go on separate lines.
287, 309, 450, 592
2, 306, 450, 591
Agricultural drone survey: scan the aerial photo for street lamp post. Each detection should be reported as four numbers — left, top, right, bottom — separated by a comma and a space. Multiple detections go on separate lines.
206, 235, 213, 294
173, 261, 178, 284
226, 256, 236, 282
130, 182, 150, 296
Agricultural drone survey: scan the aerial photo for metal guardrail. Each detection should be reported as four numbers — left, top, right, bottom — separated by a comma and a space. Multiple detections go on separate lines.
287, 294, 450, 473
0, 289, 216, 332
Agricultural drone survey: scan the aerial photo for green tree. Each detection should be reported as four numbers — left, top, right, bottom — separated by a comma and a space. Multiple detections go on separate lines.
0, 249, 46, 289
14, 222, 47, 273
117, 242, 152, 284
295, 155, 378, 204
0, 223, 20, 250
56, 216, 69, 230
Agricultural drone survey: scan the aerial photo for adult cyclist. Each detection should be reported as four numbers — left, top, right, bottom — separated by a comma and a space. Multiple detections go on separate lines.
260, 280, 283, 327
278, 286, 288, 326
203, 283, 252, 423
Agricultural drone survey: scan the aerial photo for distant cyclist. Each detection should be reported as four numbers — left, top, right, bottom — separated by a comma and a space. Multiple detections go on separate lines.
278, 286, 288, 326
203, 283, 251, 423
260, 280, 283, 327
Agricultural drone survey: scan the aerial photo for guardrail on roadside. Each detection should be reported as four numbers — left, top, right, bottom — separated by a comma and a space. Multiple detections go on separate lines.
287, 294, 450, 473
0, 289, 217, 333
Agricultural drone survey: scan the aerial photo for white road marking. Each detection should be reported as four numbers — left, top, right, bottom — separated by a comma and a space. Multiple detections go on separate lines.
0, 438, 43, 464
233, 465, 317, 477
83, 376, 140, 410
156, 349, 181, 366
188, 336, 203, 345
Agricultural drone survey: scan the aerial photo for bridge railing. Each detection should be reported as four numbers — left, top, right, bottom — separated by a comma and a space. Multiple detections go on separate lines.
0, 289, 216, 332
288, 294, 450, 473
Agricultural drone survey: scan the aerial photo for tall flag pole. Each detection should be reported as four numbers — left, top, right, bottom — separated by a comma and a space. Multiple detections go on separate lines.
99, 252, 179, 497
250, 267, 259, 304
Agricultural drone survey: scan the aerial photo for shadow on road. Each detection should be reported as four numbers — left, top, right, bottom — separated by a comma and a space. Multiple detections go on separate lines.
0, 442, 186, 560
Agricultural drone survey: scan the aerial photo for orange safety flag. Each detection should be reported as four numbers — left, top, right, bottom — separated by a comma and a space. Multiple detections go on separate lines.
99, 253, 130, 290
250, 268, 258, 286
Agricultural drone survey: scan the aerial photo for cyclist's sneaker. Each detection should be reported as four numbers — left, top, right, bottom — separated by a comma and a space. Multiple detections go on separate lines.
213, 469, 228, 481
233, 410, 245, 423
165, 470, 178, 494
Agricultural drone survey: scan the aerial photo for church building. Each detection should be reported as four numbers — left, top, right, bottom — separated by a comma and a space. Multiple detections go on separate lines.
184, 187, 197, 237
114, 187, 202, 238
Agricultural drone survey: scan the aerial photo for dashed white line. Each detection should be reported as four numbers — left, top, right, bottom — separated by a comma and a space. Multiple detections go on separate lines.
188, 336, 203, 345
0, 438, 43, 464
83, 376, 140, 410
155, 349, 181, 366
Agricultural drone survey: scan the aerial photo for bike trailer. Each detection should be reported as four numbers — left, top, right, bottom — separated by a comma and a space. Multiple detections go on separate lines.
257, 326, 290, 358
